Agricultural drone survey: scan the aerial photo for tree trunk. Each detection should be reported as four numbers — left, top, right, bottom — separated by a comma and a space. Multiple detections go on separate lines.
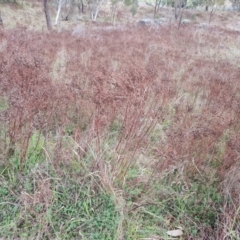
209, 6, 216, 23
90, 4, 100, 21
93, 6, 100, 21
178, 8, 183, 29
154, 0, 162, 18
174, 3, 178, 19
55, 0, 62, 25
111, 4, 117, 25
154, 0, 158, 17
43, 0, 52, 31
0, 10, 3, 27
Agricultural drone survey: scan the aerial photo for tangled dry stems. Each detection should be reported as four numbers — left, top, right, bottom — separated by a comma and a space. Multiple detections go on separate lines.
0, 25, 240, 238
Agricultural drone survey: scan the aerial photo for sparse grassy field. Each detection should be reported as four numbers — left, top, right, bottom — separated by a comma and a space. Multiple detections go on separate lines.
0, 2, 240, 239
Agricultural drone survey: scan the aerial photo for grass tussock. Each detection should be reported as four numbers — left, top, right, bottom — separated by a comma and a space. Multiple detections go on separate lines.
0, 25, 240, 239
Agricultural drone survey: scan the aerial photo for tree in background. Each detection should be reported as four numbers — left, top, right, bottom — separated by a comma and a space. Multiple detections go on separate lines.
0, 10, 3, 27
185, 0, 202, 8
144, 0, 164, 18
111, 0, 121, 24
76, 0, 87, 18
88, 0, 107, 21
154, 0, 165, 18
124, 0, 138, 16
173, 0, 186, 19
230, 0, 240, 10
43, 0, 52, 30
55, 0, 73, 25
203, 0, 224, 22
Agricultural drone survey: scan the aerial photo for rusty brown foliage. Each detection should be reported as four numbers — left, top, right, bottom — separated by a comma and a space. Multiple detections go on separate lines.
0, 25, 240, 238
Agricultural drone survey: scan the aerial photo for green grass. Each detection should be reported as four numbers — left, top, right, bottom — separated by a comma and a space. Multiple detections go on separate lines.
0, 126, 233, 239
122, 174, 223, 239
0, 140, 237, 239
0, 160, 120, 239
0, 132, 120, 239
